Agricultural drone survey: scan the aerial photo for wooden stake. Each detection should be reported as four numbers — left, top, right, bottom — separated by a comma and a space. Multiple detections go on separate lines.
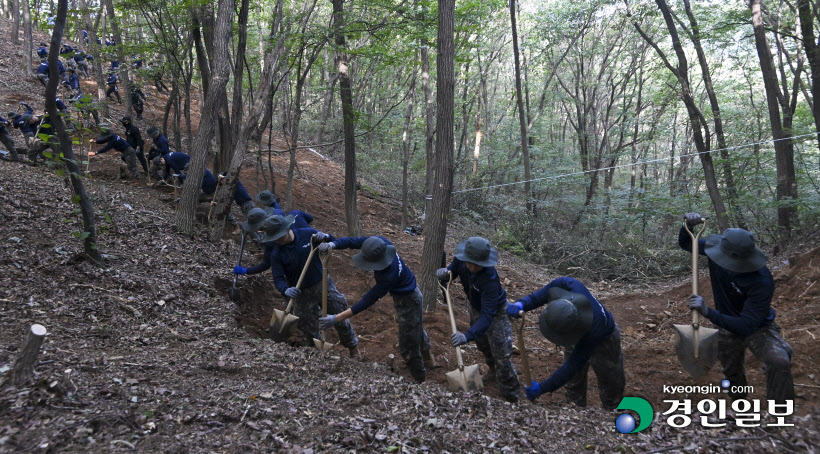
10, 324, 47, 386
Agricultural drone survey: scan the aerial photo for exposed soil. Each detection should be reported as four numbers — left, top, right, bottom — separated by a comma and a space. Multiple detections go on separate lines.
1, 19, 819, 454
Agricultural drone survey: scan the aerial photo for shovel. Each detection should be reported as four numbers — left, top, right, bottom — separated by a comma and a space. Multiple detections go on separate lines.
229, 228, 247, 303
269, 234, 319, 338
207, 176, 223, 222
515, 310, 532, 385
313, 249, 336, 351
439, 272, 483, 392
672, 218, 719, 378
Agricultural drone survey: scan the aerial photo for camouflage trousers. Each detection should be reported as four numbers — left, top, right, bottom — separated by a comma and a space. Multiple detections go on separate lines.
562, 324, 625, 410
117, 146, 140, 179
76, 60, 89, 78
469, 302, 520, 402
293, 276, 358, 349
0, 129, 18, 160
718, 322, 794, 403
27, 136, 53, 164
392, 287, 432, 383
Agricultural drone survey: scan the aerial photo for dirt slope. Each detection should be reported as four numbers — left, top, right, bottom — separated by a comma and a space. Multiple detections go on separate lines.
1, 19, 819, 454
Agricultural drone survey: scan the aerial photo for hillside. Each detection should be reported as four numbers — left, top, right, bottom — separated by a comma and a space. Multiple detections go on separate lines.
1, 21, 820, 454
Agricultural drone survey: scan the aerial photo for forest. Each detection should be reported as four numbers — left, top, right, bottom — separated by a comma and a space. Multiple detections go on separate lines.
0, 0, 819, 451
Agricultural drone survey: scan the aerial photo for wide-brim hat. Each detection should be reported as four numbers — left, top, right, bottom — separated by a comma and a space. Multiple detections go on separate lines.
538, 291, 594, 347
255, 190, 277, 206
454, 236, 498, 267
704, 228, 767, 273
352, 236, 397, 271
258, 214, 295, 243
241, 207, 270, 233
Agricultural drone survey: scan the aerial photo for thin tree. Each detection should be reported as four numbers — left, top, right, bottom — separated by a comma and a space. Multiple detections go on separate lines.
102, 0, 132, 115
749, 0, 799, 237
332, 0, 363, 235
510, 0, 531, 214
21, 0, 31, 77
175, 0, 235, 236
46, 0, 105, 266
11, 0, 19, 44
419, 0, 455, 312
626, 0, 730, 231
797, 0, 820, 153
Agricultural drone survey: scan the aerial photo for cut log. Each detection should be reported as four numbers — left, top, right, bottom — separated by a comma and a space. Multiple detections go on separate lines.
10, 324, 47, 386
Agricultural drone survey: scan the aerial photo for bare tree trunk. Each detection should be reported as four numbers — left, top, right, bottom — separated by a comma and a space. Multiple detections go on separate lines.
628, 0, 730, 231
401, 69, 417, 231
102, 0, 131, 115
315, 49, 337, 145
333, 0, 362, 236
79, 0, 106, 116
11, 0, 19, 44
421, 34, 435, 226
750, 0, 798, 237
21, 0, 31, 77
208, 0, 285, 241
175, 0, 235, 236
10, 324, 47, 386
47, 0, 105, 266
681, 0, 745, 228
420, 0, 455, 312
798, 0, 820, 155
510, 0, 531, 214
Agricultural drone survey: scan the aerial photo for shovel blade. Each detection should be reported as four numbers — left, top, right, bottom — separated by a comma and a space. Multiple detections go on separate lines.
445, 364, 484, 392
269, 309, 299, 340
229, 286, 241, 303
312, 338, 336, 351
673, 324, 720, 378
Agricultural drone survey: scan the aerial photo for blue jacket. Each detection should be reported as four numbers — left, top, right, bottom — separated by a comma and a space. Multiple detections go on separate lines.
446, 257, 508, 342
201, 169, 218, 194
195, 171, 250, 208
234, 180, 252, 205
111, 60, 119, 69
333, 236, 416, 315
270, 227, 332, 296
518, 277, 616, 394
678, 227, 775, 336
73, 51, 87, 62
64, 73, 80, 90
36, 62, 49, 75
60, 44, 74, 54
56, 98, 68, 111
37, 46, 48, 58
244, 210, 314, 275
163, 152, 189, 179
152, 134, 170, 157
106, 73, 117, 85
94, 134, 131, 153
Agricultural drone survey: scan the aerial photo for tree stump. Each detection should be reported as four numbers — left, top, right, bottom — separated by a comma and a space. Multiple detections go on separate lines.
10, 324, 47, 386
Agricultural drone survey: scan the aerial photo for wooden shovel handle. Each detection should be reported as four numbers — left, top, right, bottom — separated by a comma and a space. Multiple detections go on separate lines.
438, 272, 466, 370
207, 177, 223, 222
516, 311, 532, 385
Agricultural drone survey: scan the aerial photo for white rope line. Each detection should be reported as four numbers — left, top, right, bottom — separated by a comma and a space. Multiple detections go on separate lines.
437, 131, 820, 196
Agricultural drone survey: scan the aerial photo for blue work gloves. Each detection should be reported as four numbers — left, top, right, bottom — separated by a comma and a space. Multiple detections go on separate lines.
284, 287, 301, 299
436, 267, 450, 281
506, 301, 524, 318
233, 265, 247, 275
318, 242, 335, 253
319, 314, 337, 330
313, 232, 331, 244
688, 294, 712, 318
525, 381, 542, 401
450, 332, 467, 347
684, 212, 704, 227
